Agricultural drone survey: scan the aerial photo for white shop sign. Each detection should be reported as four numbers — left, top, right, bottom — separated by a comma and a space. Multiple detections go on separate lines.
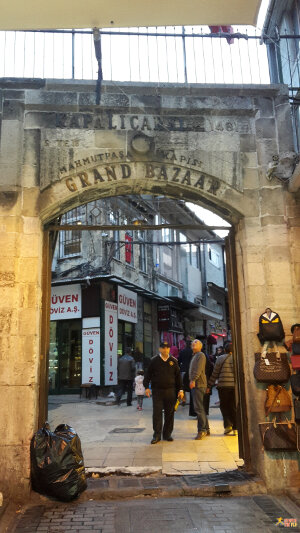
82, 317, 100, 385
104, 301, 118, 385
50, 284, 81, 320
118, 286, 137, 323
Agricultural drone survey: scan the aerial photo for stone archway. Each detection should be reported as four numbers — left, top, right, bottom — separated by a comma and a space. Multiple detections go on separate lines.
0, 80, 299, 499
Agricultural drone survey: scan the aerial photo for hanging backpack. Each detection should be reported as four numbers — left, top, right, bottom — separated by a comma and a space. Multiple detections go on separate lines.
258, 309, 285, 343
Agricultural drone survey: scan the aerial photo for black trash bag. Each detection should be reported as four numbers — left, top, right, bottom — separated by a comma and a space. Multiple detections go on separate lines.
30, 422, 87, 501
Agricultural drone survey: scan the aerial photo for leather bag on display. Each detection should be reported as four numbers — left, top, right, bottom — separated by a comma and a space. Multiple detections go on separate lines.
290, 374, 300, 397
259, 420, 297, 451
265, 385, 292, 415
254, 350, 290, 384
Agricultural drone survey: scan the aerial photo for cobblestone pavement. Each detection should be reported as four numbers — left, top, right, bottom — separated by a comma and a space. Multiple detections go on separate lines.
11, 496, 300, 533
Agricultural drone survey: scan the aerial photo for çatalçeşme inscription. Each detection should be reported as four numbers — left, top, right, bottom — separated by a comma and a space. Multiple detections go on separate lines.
64, 162, 221, 196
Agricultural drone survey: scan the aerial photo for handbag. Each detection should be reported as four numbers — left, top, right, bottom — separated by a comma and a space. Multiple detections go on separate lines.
294, 399, 300, 423
290, 373, 300, 397
254, 350, 290, 383
291, 355, 300, 370
265, 385, 291, 415
258, 309, 285, 343
259, 419, 297, 451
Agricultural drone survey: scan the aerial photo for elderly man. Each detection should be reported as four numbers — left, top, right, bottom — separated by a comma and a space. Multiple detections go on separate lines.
189, 339, 209, 440
144, 341, 184, 444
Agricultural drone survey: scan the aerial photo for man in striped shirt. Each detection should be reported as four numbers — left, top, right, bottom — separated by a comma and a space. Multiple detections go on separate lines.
206, 342, 237, 436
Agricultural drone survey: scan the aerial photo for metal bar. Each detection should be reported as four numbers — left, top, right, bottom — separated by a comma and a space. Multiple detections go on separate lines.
71, 29, 75, 79
38, 230, 55, 428
46, 223, 231, 231
107, 239, 224, 244
181, 26, 188, 84
20, 28, 263, 39
225, 230, 251, 468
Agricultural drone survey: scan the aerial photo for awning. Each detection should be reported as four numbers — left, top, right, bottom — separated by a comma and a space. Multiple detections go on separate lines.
185, 305, 223, 321
0, 1, 262, 31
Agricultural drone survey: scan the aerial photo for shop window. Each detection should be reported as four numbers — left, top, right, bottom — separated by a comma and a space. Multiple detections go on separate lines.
59, 207, 84, 258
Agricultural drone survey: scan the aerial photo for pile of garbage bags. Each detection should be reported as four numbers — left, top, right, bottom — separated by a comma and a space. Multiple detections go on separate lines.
30, 423, 87, 501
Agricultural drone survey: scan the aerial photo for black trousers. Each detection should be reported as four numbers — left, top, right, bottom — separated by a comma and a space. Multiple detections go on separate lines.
152, 388, 176, 439
116, 379, 133, 405
218, 387, 237, 430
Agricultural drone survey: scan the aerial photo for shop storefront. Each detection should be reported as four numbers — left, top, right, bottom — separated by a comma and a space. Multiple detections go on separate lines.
49, 282, 141, 393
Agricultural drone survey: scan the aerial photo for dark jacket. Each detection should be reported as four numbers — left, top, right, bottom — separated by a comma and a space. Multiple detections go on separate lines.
178, 346, 193, 373
118, 354, 135, 381
144, 355, 182, 394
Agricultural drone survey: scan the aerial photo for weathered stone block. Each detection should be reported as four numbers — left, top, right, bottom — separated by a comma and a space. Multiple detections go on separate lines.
130, 95, 161, 110
25, 90, 78, 107
265, 261, 292, 286
2, 99, 24, 121
22, 129, 40, 188
240, 134, 256, 152
0, 232, 19, 257
255, 118, 276, 139
0, 120, 24, 186
256, 138, 278, 166
95, 130, 127, 149
23, 216, 41, 234
17, 258, 39, 283
275, 103, 295, 152
0, 385, 37, 445
3, 90, 25, 100
19, 234, 40, 257
0, 443, 31, 500
259, 187, 285, 215
18, 308, 39, 336
243, 168, 259, 189
254, 97, 274, 117
245, 262, 265, 286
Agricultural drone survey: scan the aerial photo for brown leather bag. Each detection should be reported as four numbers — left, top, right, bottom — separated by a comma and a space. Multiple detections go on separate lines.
259, 420, 297, 451
265, 385, 291, 415
254, 350, 290, 383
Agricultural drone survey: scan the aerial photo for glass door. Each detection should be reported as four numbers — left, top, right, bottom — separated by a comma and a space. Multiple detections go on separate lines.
48, 319, 82, 394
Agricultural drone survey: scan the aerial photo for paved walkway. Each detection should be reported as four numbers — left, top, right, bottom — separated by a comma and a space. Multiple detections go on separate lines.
48, 390, 242, 475
10, 496, 300, 532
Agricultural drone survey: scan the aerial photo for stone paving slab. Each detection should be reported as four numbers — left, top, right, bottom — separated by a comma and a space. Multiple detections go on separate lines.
9, 496, 300, 533
48, 390, 243, 476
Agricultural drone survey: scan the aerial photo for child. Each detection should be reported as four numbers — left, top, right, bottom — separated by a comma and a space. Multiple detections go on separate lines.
134, 370, 145, 410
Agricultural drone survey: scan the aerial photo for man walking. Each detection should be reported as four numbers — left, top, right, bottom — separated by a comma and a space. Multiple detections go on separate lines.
206, 341, 237, 435
189, 339, 209, 440
116, 347, 136, 406
144, 342, 184, 444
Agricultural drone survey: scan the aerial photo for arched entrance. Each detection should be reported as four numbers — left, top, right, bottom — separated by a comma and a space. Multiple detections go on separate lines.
0, 80, 299, 499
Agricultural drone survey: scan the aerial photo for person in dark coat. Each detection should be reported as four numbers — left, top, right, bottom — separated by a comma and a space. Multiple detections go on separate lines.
144, 341, 184, 444
116, 348, 136, 406
178, 340, 193, 405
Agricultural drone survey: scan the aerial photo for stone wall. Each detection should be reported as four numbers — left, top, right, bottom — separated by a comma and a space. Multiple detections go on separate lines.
0, 80, 299, 498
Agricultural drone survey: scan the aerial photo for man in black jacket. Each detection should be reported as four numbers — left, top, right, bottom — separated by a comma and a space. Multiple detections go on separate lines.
144, 342, 184, 444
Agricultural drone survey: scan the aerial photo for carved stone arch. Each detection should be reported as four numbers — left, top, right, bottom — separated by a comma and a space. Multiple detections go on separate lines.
39, 160, 247, 225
